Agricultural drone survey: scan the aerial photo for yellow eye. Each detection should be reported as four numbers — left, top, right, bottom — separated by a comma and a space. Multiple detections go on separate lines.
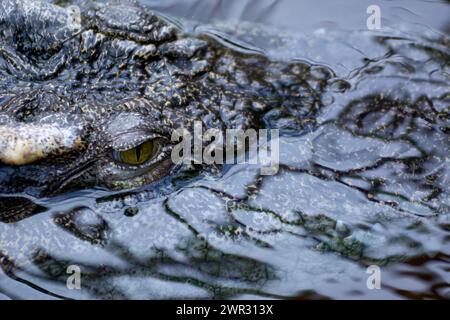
118, 140, 155, 165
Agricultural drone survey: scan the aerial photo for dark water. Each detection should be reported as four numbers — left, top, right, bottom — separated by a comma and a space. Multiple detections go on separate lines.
0, 0, 449, 299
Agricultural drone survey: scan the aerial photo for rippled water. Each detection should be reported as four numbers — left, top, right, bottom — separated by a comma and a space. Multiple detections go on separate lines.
0, 0, 449, 299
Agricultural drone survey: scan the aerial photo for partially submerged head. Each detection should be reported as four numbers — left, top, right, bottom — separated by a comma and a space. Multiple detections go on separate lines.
0, 0, 206, 194
0, 0, 324, 197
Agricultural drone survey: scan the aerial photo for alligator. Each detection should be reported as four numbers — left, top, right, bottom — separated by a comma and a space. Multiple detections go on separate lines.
0, 0, 329, 222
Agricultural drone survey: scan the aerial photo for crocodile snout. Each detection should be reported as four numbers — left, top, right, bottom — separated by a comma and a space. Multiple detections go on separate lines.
0, 122, 84, 165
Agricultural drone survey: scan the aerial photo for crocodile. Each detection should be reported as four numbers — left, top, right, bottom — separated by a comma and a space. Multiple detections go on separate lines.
0, 1, 327, 192
0, 0, 329, 223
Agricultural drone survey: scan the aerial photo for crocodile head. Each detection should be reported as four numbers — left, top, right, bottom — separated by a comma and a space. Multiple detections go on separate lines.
0, 0, 325, 197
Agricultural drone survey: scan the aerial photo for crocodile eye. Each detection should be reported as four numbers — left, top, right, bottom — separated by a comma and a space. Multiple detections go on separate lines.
114, 140, 156, 165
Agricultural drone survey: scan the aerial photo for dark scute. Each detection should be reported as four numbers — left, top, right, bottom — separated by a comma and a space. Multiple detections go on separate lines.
0, 196, 47, 223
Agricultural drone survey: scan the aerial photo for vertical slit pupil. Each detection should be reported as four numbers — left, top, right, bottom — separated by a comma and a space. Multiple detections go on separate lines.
136, 144, 141, 161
